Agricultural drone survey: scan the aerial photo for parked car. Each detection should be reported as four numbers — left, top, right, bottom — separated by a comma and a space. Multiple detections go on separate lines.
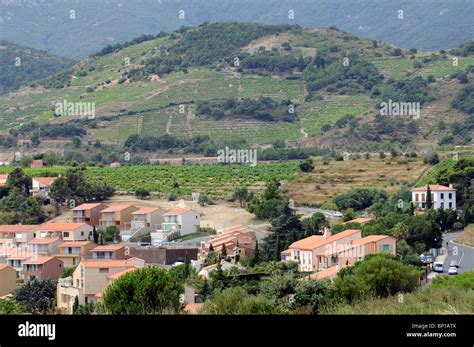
448, 266, 458, 275
424, 255, 433, 264
433, 262, 444, 273
449, 260, 459, 268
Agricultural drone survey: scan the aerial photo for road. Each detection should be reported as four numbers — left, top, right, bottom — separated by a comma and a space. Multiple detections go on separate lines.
442, 232, 474, 274
294, 206, 343, 219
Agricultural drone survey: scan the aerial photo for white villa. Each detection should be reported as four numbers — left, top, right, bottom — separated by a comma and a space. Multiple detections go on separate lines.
411, 184, 456, 210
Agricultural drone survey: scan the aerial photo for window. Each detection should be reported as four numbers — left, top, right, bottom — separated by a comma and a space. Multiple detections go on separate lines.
99, 268, 109, 273
449, 202, 453, 208
81, 231, 84, 236
63, 232, 69, 237
380, 244, 391, 252
440, 202, 444, 209
440, 193, 444, 199
449, 193, 452, 199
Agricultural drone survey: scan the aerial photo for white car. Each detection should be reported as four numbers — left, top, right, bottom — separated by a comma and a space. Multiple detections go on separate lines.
433, 262, 444, 273
448, 266, 458, 275
449, 260, 459, 268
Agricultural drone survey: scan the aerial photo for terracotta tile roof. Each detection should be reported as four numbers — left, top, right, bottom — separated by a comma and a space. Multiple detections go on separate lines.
107, 267, 138, 280
33, 177, 57, 187
0, 174, 8, 179
223, 224, 268, 235
0, 225, 37, 233
0, 264, 13, 271
352, 235, 393, 245
38, 223, 87, 231
58, 241, 95, 248
281, 249, 291, 255
289, 229, 361, 251
80, 258, 142, 268
308, 265, 347, 280
132, 207, 160, 214
165, 209, 191, 215
29, 237, 61, 244
411, 184, 455, 192
94, 291, 103, 298
23, 256, 58, 265
92, 245, 124, 252
101, 205, 135, 212
342, 217, 374, 225
72, 203, 105, 211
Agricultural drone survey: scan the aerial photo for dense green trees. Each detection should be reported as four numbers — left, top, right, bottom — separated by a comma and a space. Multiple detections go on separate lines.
6, 168, 31, 195
14, 279, 57, 314
49, 168, 115, 204
304, 55, 382, 93
334, 254, 420, 301
196, 97, 298, 122
378, 76, 434, 105
103, 266, 184, 314
200, 287, 281, 314
299, 158, 314, 172
247, 179, 287, 220
0, 186, 46, 224
332, 188, 388, 211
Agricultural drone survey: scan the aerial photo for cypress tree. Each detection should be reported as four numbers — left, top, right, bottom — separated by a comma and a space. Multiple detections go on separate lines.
274, 235, 281, 261
221, 244, 227, 259
250, 240, 260, 266
92, 226, 98, 244
426, 185, 433, 209
72, 296, 79, 315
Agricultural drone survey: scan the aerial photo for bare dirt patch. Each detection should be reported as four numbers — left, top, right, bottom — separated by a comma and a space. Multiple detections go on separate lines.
242, 33, 296, 54
49, 195, 268, 231
285, 157, 429, 205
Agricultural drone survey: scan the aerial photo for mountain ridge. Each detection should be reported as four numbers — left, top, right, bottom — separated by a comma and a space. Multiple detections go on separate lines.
1, 0, 473, 59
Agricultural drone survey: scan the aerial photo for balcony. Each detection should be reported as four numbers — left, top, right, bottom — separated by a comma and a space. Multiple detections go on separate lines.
73, 216, 86, 223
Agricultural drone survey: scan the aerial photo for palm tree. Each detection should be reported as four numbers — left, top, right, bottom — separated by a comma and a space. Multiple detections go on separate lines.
393, 222, 409, 241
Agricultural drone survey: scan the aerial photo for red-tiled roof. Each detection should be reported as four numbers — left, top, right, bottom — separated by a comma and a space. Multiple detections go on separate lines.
0, 225, 37, 233
289, 229, 361, 251
92, 245, 124, 252
58, 241, 95, 248
107, 267, 138, 280
38, 223, 87, 231
72, 203, 105, 211
33, 177, 57, 187
411, 184, 455, 192
29, 237, 61, 244
80, 258, 142, 268
23, 256, 58, 265
165, 209, 191, 215
352, 235, 393, 245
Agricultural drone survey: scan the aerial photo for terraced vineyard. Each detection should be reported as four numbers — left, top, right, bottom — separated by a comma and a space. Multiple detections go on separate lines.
0, 23, 472, 154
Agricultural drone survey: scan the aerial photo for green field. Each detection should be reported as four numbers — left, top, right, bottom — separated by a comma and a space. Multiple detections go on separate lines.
0, 162, 298, 198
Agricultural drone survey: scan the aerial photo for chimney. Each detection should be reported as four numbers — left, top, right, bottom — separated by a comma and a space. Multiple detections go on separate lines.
323, 227, 331, 238
449, 183, 453, 189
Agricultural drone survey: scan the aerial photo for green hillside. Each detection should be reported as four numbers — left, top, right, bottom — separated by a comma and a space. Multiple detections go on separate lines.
0, 41, 74, 95
0, 23, 473, 157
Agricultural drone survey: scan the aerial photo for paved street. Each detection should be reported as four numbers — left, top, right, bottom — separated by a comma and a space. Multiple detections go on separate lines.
442, 232, 474, 274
